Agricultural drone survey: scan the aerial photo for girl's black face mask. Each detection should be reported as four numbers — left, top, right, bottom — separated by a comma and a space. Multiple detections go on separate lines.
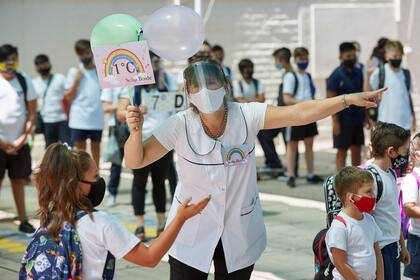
81, 177, 106, 207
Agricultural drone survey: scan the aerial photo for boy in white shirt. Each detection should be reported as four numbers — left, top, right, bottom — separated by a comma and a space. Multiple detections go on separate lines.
283, 47, 322, 186
326, 166, 384, 280
368, 122, 411, 279
0, 44, 37, 234
369, 40, 416, 132
32, 54, 69, 147
402, 133, 420, 279
65, 39, 104, 167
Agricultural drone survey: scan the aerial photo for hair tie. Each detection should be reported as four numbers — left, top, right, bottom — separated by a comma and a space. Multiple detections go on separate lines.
62, 142, 71, 150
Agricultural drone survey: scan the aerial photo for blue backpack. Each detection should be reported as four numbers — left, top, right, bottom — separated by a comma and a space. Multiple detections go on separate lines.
19, 210, 115, 279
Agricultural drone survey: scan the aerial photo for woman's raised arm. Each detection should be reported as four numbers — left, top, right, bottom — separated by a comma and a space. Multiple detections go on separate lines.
263, 88, 387, 129
123, 105, 169, 169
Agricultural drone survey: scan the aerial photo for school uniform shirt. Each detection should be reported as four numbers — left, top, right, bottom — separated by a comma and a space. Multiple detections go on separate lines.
223, 65, 235, 81
368, 162, 401, 248
401, 167, 420, 237
326, 211, 382, 280
233, 79, 264, 99
370, 63, 414, 130
327, 65, 365, 126
153, 102, 268, 273
101, 87, 125, 127
0, 74, 37, 142
33, 74, 67, 123
76, 211, 140, 280
282, 71, 312, 102
64, 64, 104, 130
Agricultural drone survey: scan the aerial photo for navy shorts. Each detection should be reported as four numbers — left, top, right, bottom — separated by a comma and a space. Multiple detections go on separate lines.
333, 124, 364, 149
404, 233, 420, 279
70, 128, 102, 143
382, 242, 401, 280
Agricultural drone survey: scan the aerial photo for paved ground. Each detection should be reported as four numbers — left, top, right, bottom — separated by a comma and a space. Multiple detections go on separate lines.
0, 121, 412, 279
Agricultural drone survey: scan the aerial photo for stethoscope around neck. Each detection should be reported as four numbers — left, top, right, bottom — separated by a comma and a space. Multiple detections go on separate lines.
183, 104, 249, 157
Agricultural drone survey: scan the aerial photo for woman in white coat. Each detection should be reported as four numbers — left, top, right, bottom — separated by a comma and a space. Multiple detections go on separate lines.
124, 60, 385, 280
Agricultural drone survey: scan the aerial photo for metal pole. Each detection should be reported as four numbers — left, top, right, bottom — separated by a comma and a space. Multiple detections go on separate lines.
195, 0, 202, 16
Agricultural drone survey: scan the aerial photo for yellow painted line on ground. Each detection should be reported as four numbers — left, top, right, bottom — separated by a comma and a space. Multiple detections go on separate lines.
123, 223, 157, 238
0, 241, 24, 249
8, 246, 26, 253
0, 238, 27, 253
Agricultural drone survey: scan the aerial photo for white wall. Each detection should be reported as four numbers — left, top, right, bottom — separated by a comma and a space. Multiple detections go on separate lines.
2, 0, 411, 101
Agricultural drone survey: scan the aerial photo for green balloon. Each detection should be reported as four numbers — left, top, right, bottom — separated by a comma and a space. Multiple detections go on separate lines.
91, 14, 143, 47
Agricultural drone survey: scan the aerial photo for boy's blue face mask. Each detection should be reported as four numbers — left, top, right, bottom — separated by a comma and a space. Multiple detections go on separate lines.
297, 61, 309, 70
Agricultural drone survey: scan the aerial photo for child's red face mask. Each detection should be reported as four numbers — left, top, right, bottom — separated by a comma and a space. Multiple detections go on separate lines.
351, 194, 375, 213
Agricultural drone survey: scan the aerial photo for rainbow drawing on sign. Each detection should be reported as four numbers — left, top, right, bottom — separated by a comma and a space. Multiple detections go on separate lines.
103, 48, 145, 77
226, 147, 246, 162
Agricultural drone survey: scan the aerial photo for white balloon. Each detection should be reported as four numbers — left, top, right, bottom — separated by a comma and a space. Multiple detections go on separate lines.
144, 5, 205, 61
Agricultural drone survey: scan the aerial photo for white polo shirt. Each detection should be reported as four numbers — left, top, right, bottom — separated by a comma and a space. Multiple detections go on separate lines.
153, 102, 268, 273
0, 73, 37, 142
101, 87, 125, 127
233, 79, 264, 100
33, 74, 67, 123
283, 71, 313, 102
370, 63, 414, 130
64, 64, 104, 130
368, 162, 401, 248
401, 168, 420, 237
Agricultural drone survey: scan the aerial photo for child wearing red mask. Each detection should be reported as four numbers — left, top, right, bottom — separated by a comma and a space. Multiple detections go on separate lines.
326, 166, 384, 280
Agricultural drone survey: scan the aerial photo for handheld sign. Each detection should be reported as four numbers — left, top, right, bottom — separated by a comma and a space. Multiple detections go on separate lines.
93, 41, 155, 89
141, 91, 186, 112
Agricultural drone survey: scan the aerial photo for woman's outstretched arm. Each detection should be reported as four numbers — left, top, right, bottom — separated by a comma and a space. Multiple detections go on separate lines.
264, 88, 386, 129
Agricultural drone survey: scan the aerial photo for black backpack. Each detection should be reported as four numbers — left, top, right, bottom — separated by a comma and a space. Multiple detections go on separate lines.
16, 72, 28, 107
312, 165, 389, 280
277, 71, 315, 106
367, 64, 411, 122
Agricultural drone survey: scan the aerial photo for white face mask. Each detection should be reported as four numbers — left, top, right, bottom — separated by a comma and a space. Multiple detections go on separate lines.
188, 87, 226, 113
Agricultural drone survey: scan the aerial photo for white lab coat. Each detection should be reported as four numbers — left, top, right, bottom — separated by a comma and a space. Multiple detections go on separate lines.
153, 102, 267, 273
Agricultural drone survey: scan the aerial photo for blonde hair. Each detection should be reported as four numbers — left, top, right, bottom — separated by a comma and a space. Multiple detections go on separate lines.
35, 143, 93, 240
385, 40, 404, 55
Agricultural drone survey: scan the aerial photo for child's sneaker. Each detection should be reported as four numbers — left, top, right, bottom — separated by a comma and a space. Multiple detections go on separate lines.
287, 176, 296, 188
19, 221, 35, 234
306, 174, 324, 184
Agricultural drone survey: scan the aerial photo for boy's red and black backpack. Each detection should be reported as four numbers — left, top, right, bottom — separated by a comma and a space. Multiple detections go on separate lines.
312, 166, 385, 280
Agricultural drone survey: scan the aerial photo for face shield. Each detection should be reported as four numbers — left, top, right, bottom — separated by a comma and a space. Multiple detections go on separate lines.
183, 61, 226, 95
183, 61, 227, 113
